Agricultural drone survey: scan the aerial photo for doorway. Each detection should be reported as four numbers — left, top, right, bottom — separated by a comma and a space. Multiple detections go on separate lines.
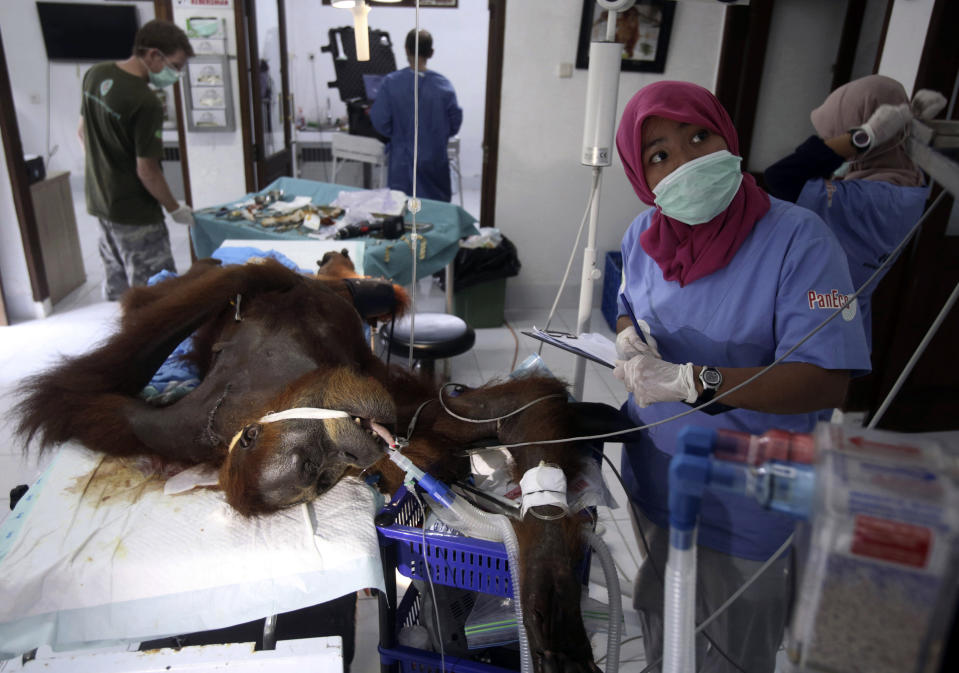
237, 0, 294, 190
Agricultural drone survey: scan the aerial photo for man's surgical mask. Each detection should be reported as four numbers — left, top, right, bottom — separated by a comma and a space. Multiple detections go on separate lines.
145, 54, 182, 89
652, 150, 744, 225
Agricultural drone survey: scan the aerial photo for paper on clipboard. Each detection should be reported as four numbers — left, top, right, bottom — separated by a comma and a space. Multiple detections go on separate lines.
522, 327, 618, 368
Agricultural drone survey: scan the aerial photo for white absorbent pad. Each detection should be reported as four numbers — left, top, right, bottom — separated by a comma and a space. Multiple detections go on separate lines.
0, 443, 385, 659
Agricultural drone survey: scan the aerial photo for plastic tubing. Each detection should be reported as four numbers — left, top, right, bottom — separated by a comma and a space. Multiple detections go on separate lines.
443, 498, 532, 673
390, 444, 533, 673
583, 528, 622, 673
663, 533, 697, 673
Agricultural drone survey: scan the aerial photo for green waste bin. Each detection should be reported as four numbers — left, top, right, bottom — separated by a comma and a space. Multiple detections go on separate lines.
453, 277, 506, 328
444, 234, 520, 329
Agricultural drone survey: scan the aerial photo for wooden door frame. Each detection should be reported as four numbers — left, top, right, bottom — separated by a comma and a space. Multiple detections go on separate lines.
0, 28, 50, 308
714, 0, 774, 170
154, 0, 193, 209
155, 0, 197, 263
480, 0, 506, 228
861, 0, 959, 430
235, 0, 257, 192
236, 0, 292, 191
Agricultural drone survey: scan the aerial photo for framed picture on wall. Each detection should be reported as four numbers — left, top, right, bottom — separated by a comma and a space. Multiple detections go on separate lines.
576, 0, 676, 73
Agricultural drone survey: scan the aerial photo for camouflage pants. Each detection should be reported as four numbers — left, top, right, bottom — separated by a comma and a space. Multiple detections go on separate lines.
97, 218, 176, 301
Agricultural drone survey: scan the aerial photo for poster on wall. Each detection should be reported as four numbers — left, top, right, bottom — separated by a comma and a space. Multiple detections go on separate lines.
576, 0, 676, 73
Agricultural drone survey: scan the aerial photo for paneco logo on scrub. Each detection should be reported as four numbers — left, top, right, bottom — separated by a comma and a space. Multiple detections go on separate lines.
807, 289, 857, 321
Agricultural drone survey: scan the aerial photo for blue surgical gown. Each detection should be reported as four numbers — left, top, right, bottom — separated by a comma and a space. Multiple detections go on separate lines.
617, 197, 871, 560
797, 178, 928, 349
369, 68, 463, 202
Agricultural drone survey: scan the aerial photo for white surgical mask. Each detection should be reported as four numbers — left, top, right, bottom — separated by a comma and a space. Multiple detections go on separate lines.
652, 150, 744, 225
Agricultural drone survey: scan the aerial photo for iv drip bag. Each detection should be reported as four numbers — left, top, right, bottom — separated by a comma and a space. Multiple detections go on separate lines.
581, 42, 622, 167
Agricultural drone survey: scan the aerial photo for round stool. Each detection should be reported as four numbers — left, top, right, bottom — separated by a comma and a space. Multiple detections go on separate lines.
381, 313, 475, 382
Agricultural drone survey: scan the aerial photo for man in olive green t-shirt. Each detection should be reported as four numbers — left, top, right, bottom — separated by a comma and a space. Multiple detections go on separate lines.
79, 20, 195, 300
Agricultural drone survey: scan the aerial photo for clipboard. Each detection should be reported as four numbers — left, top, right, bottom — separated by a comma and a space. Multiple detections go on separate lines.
521, 329, 616, 369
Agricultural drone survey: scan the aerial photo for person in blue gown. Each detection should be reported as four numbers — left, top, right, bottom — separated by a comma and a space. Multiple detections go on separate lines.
613, 81, 871, 673
370, 29, 463, 202
764, 75, 946, 349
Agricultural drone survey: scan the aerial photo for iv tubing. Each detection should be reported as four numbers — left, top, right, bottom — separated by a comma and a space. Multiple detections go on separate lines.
584, 528, 622, 673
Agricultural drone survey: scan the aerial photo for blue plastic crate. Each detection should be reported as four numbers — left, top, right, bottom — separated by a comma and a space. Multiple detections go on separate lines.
376, 487, 514, 597
379, 586, 517, 673
601, 252, 623, 332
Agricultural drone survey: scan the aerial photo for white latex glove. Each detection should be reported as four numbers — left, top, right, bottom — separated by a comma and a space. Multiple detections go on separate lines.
615, 319, 661, 360
616, 325, 654, 360
613, 353, 697, 408
912, 89, 947, 120
860, 103, 912, 147
169, 203, 195, 226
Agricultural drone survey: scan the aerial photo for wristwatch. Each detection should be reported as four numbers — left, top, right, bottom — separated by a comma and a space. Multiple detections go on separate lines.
697, 366, 723, 405
849, 127, 871, 153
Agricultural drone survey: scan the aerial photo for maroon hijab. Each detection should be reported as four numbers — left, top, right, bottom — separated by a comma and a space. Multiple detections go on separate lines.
615, 81, 770, 286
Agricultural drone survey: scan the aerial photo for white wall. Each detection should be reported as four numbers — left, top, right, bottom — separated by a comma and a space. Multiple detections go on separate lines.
0, 0, 145, 320
2, 0, 156, 178
878, 0, 935, 97
495, 0, 726, 310
284, 0, 487, 182
748, 0, 847, 174
0, 128, 48, 321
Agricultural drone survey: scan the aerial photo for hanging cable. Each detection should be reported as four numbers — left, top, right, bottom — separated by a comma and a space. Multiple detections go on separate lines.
406, 0, 422, 371
410, 488, 445, 673
539, 169, 602, 354
868, 275, 959, 428
494, 190, 950, 451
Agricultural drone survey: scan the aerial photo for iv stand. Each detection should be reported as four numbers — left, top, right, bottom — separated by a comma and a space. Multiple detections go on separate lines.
572, 0, 633, 400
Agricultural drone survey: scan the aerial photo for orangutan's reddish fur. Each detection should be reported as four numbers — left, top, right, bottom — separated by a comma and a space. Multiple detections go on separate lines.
15, 258, 601, 673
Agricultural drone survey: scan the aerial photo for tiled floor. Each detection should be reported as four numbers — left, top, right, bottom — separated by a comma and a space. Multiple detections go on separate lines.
0, 178, 647, 670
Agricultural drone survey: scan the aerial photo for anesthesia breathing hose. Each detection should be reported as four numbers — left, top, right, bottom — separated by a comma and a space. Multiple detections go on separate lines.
382, 436, 533, 673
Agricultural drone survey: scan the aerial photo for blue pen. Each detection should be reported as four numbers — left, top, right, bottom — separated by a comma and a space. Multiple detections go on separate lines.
619, 293, 647, 346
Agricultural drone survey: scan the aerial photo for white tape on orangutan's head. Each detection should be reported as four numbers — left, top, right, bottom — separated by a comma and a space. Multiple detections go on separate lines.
520, 462, 569, 520
228, 407, 351, 453
258, 408, 351, 423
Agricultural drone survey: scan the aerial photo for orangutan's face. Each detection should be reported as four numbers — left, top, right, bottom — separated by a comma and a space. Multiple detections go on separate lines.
220, 368, 395, 514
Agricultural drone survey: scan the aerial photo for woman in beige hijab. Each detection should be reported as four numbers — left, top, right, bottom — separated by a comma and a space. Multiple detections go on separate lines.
764, 75, 945, 348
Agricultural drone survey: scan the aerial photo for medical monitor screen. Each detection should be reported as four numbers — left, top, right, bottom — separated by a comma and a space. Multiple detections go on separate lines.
37, 3, 139, 62
363, 74, 385, 101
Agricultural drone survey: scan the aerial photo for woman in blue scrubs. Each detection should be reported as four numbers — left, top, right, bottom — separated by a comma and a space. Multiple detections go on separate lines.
764, 75, 945, 349
613, 81, 871, 672
370, 29, 463, 202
